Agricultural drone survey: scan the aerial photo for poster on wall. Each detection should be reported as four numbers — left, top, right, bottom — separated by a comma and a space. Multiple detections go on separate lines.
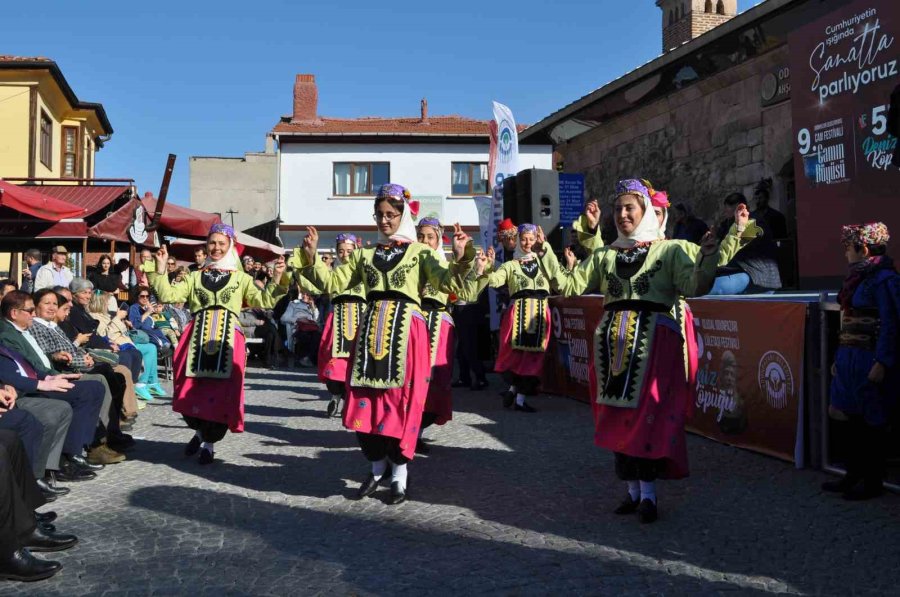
790, 0, 900, 282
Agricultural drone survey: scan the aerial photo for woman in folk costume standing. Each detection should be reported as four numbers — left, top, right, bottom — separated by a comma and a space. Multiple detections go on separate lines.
415, 217, 456, 452
146, 224, 287, 465
540, 179, 720, 524
315, 234, 366, 418
475, 223, 559, 413
825, 222, 899, 500
296, 184, 473, 504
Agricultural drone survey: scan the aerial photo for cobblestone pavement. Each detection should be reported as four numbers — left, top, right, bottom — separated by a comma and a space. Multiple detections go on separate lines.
2, 365, 899, 596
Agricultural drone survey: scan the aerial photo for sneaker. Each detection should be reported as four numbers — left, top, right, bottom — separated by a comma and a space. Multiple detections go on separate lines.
86, 445, 126, 465
134, 385, 154, 401
147, 383, 167, 397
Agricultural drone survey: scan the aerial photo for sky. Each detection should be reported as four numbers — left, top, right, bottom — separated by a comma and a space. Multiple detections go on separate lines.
5, 0, 759, 206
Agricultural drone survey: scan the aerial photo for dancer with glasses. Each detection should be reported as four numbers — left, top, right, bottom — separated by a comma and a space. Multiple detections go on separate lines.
294, 183, 473, 504
143, 224, 287, 464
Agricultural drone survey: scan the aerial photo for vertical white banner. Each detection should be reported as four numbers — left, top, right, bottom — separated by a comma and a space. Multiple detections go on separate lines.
489, 101, 520, 191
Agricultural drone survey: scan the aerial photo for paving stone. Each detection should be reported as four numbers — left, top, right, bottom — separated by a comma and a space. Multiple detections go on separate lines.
1, 366, 897, 595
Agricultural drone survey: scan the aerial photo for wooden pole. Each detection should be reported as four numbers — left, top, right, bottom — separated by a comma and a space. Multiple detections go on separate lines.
81, 238, 88, 277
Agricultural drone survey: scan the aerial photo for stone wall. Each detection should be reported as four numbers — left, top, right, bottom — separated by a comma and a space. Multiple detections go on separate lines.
559, 45, 793, 232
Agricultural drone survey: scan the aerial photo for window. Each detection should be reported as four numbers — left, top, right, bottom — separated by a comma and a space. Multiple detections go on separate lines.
333, 162, 390, 196
705, 0, 713, 13
62, 126, 78, 178
39, 111, 52, 168
716, 0, 725, 14
451, 163, 488, 195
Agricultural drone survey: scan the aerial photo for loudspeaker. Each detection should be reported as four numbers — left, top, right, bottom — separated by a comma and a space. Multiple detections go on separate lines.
514, 168, 562, 247
501, 175, 518, 222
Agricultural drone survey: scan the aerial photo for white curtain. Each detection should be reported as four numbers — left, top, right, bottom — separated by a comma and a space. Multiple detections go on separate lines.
352, 165, 369, 194
334, 164, 350, 195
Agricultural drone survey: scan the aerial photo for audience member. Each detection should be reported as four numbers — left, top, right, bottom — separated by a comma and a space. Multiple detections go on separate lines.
33, 247, 72, 292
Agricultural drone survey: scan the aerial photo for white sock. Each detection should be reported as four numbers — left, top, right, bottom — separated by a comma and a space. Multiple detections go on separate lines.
515, 393, 526, 406
200, 441, 214, 453
508, 385, 517, 394
627, 481, 640, 501
389, 460, 408, 492
371, 458, 387, 480
639, 480, 657, 504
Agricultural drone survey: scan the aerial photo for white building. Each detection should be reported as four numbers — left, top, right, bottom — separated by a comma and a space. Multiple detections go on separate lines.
273, 74, 553, 251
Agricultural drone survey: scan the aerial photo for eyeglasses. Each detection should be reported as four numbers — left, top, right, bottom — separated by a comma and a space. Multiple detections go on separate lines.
138, 294, 150, 298
15, 307, 35, 314
373, 212, 401, 223
167, 261, 176, 266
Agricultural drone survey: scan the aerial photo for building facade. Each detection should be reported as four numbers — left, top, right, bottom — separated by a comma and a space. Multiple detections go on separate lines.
0, 56, 112, 181
273, 75, 553, 251
189, 137, 277, 233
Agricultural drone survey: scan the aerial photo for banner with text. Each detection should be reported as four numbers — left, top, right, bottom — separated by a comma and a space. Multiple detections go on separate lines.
542, 297, 807, 462
790, 0, 900, 280
489, 101, 520, 191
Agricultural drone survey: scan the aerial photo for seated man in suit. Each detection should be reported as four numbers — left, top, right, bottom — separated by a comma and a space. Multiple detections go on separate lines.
0, 291, 108, 482
0, 429, 78, 582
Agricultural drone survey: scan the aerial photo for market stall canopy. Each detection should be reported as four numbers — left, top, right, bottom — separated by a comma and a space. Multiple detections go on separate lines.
86, 197, 159, 246
0, 179, 87, 220
169, 230, 285, 262
141, 192, 221, 239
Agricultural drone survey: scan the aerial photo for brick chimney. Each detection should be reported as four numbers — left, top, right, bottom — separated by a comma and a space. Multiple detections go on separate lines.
657, 0, 736, 53
420, 98, 428, 122
292, 74, 318, 122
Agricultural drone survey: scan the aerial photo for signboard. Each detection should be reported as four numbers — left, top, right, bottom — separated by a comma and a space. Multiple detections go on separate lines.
789, 0, 900, 281
415, 195, 444, 224
558, 173, 585, 228
542, 297, 807, 463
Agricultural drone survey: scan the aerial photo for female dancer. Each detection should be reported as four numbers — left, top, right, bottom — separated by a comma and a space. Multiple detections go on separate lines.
478, 223, 558, 413
296, 183, 472, 504
528, 179, 720, 524
316, 233, 366, 418
146, 224, 286, 464
416, 217, 455, 449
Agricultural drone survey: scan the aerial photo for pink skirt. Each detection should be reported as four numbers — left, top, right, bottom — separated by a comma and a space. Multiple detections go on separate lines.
589, 324, 691, 479
171, 320, 247, 433
318, 311, 349, 383
342, 313, 431, 460
494, 304, 549, 378
424, 316, 454, 425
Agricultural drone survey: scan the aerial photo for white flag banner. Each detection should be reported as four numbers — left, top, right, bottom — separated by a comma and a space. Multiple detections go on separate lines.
489, 101, 520, 190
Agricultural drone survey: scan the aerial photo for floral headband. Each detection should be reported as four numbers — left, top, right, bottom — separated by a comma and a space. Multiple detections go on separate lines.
615, 179, 652, 203
209, 223, 236, 239
841, 222, 890, 247
335, 233, 360, 246
376, 183, 419, 217
518, 223, 538, 235
498, 228, 518, 239
417, 217, 442, 231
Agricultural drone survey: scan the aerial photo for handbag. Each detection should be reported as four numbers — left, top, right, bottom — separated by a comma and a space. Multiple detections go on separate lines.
87, 349, 119, 365
128, 330, 151, 344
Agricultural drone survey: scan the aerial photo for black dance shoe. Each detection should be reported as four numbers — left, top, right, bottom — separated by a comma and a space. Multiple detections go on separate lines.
613, 494, 641, 515
637, 499, 658, 524
821, 475, 858, 493
843, 483, 884, 501
0, 549, 62, 582
514, 402, 537, 413
20, 526, 78, 553
326, 396, 343, 418
198, 448, 214, 465
500, 390, 515, 408
355, 474, 382, 499
185, 435, 201, 457
415, 439, 431, 455
388, 481, 407, 505
70, 454, 104, 471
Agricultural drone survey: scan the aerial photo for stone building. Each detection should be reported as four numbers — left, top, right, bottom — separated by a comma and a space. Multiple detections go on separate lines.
520, 0, 858, 286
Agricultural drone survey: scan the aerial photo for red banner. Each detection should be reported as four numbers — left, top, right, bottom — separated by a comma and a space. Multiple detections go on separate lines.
789, 0, 900, 281
543, 297, 807, 462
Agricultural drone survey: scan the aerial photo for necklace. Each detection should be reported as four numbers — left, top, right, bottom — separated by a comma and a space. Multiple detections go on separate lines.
615, 245, 650, 264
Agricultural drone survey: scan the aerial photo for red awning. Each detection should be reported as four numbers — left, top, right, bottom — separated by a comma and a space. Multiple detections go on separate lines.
86, 197, 159, 246
141, 193, 221, 239
30, 185, 131, 217
0, 179, 88, 220
36, 221, 87, 239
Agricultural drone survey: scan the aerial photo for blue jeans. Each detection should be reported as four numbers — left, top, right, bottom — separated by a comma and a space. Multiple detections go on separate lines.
709, 273, 751, 295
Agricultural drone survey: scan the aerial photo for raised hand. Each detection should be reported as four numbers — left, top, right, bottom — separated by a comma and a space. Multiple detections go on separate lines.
734, 203, 750, 230
475, 251, 488, 276
155, 245, 168, 273
584, 199, 601, 230
303, 226, 319, 264
451, 223, 470, 261
273, 259, 287, 280
564, 247, 576, 270
534, 226, 547, 254
486, 245, 496, 264
699, 231, 717, 256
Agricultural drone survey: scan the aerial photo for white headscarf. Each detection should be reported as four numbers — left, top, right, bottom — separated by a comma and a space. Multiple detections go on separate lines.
513, 223, 538, 261
611, 191, 661, 249
375, 183, 418, 244
201, 224, 242, 272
